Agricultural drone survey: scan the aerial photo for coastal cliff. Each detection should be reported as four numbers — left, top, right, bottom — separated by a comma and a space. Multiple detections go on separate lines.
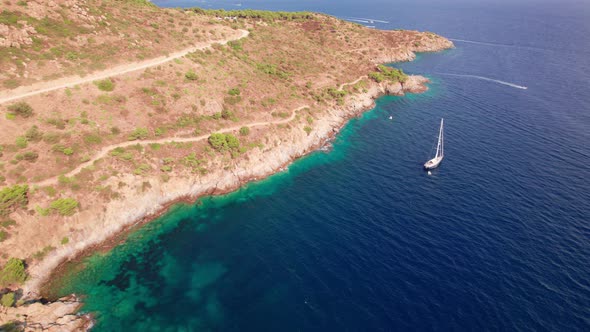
0, 1, 452, 329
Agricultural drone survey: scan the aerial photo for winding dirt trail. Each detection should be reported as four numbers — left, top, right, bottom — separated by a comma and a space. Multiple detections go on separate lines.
338, 75, 367, 90
0, 29, 250, 105
33, 105, 308, 187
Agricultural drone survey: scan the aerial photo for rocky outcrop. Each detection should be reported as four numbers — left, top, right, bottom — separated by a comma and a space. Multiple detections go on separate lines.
0, 22, 37, 49
0, 295, 91, 331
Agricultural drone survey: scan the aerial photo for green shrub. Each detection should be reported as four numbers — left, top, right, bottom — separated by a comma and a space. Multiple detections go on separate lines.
95, 78, 115, 91
52, 144, 74, 156
0, 185, 28, 216
0, 230, 7, 242
50, 198, 79, 216
208, 133, 228, 151
6, 102, 33, 118
185, 70, 199, 81
36, 206, 50, 216
110, 147, 125, 157
15, 136, 27, 149
84, 133, 102, 145
368, 72, 384, 83
0, 219, 16, 228
128, 128, 149, 140
226, 134, 240, 150
0, 258, 26, 286
1, 292, 15, 307
228, 40, 242, 51
239, 127, 250, 136
221, 109, 234, 120
63, 147, 74, 156
21, 151, 38, 162
61, 237, 69, 245
43, 132, 61, 144
154, 127, 165, 137
304, 126, 312, 135
208, 133, 241, 153
369, 65, 408, 84
25, 126, 43, 142
228, 87, 241, 96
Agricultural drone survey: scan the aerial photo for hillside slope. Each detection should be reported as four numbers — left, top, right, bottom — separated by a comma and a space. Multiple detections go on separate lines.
0, 1, 452, 329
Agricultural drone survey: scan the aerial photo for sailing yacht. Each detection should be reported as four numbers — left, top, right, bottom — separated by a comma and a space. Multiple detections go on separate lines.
424, 118, 444, 170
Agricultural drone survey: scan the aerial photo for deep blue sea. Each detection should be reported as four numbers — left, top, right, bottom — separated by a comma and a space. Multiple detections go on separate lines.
57, 0, 590, 330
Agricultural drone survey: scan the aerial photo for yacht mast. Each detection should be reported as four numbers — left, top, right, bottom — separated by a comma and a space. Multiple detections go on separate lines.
435, 118, 444, 158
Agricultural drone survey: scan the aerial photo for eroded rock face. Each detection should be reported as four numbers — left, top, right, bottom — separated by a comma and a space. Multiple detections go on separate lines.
0, 295, 91, 331
15, 0, 104, 26
0, 22, 36, 49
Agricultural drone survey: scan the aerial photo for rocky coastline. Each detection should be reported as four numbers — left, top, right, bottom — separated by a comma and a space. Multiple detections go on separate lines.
1, 73, 436, 331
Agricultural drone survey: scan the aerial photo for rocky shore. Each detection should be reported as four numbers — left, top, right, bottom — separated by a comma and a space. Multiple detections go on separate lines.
1, 73, 435, 330
0, 5, 453, 327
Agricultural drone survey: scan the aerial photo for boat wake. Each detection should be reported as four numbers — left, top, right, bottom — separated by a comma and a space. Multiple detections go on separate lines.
449, 38, 511, 48
341, 16, 389, 24
435, 73, 528, 90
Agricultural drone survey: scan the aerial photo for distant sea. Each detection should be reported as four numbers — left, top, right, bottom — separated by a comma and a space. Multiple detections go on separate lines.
57, 0, 590, 330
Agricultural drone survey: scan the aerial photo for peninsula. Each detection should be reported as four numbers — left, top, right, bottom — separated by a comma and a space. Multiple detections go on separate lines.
0, 0, 452, 329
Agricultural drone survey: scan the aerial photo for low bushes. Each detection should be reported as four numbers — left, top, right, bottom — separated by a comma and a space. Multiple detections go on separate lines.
128, 128, 149, 140
208, 133, 242, 155
0, 292, 15, 307
368, 65, 408, 83
49, 198, 79, 216
6, 102, 33, 118
185, 70, 199, 81
95, 78, 115, 92
0, 185, 28, 216
0, 258, 26, 287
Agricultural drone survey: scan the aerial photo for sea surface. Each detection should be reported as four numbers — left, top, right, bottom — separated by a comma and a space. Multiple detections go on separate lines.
56, 0, 590, 330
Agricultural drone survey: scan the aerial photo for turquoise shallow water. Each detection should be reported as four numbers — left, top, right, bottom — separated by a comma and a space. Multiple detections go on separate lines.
58, 0, 590, 330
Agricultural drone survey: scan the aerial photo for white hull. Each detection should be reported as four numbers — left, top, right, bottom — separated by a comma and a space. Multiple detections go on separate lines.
424, 156, 443, 169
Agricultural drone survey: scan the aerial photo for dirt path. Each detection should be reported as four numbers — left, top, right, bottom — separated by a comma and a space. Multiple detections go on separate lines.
0, 29, 249, 105
338, 75, 366, 90
33, 105, 308, 187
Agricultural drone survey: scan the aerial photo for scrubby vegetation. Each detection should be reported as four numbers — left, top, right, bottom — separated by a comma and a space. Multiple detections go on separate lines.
95, 78, 115, 92
6, 102, 33, 118
368, 65, 408, 83
128, 128, 150, 140
49, 198, 79, 216
1, 292, 15, 307
192, 8, 314, 22
0, 185, 28, 216
185, 70, 199, 81
0, 258, 26, 287
208, 133, 240, 153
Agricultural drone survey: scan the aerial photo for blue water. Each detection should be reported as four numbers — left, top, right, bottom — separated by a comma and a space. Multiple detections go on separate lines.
58, 0, 590, 330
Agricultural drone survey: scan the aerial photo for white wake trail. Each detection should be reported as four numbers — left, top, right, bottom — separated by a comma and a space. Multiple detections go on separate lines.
346, 18, 371, 23
342, 16, 389, 23
449, 38, 505, 47
436, 73, 528, 90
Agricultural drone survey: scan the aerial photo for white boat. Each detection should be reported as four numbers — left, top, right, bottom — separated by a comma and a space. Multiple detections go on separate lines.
424, 118, 444, 170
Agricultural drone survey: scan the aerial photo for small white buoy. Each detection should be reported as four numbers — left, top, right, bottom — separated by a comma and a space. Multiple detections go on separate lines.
427, 171, 432, 175
389, 116, 393, 120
